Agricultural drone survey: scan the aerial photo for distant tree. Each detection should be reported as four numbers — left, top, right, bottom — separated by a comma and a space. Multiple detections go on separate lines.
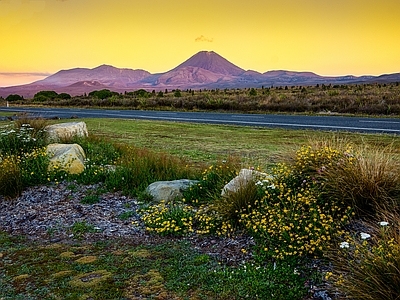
34, 90, 58, 100
88, 89, 116, 99
6, 94, 23, 101
33, 95, 48, 102
249, 88, 257, 96
133, 89, 151, 98
157, 91, 164, 97
174, 89, 182, 97
58, 93, 71, 100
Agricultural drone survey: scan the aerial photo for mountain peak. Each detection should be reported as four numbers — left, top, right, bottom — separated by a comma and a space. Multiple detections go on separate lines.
173, 51, 245, 76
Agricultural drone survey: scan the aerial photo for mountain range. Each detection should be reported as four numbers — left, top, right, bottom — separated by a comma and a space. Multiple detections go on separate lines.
1, 51, 399, 98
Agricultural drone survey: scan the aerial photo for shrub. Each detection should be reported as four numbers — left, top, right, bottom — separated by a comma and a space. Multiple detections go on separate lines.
140, 200, 194, 236
34, 90, 58, 100
6, 94, 23, 101
240, 166, 352, 260
0, 155, 23, 198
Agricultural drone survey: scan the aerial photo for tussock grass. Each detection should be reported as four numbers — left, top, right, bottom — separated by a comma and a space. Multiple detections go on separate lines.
327, 210, 400, 300
321, 143, 400, 216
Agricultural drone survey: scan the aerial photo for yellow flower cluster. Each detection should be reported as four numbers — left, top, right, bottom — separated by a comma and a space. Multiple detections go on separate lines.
294, 144, 354, 176
240, 164, 352, 260
140, 200, 194, 236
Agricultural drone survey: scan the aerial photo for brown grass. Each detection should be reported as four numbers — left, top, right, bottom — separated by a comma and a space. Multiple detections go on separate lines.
321, 143, 400, 216
328, 210, 400, 300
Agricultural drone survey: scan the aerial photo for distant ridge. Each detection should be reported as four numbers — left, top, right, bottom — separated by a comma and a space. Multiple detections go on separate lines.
1, 51, 400, 98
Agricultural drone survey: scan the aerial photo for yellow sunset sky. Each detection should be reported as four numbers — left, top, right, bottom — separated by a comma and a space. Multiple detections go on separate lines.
1, 0, 400, 86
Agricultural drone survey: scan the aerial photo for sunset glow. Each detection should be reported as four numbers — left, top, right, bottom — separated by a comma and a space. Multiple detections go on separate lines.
1, 0, 400, 86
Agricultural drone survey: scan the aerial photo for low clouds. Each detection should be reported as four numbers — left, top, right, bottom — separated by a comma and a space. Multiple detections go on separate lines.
0, 72, 51, 76
195, 35, 213, 43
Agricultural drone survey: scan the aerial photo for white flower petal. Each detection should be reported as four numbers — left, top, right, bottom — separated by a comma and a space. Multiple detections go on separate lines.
360, 232, 371, 240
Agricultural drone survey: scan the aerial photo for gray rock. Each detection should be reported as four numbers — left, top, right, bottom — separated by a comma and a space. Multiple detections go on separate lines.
45, 121, 88, 142
47, 143, 86, 174
146, 179, 199, 202
222, 168, 271, 196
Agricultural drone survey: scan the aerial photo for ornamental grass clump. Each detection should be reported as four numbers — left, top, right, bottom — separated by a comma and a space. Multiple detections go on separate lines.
106, 145, 197, 196
212, 179, 263, 227
327, 211, 400, 300
321, 145, 400, 217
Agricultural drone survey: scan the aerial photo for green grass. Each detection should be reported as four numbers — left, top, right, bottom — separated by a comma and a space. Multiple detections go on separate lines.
0, 233, 313, 300
1, 117, 400, 299
83, 118, 400, 168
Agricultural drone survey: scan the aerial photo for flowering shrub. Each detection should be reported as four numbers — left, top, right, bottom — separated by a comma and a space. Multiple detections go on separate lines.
240, 168, 352, 260
139, 200, 195, 236
0, 154, 23, 198
0, 123, 47, 156
239, 144, 356, 260
293, 144, 354, 177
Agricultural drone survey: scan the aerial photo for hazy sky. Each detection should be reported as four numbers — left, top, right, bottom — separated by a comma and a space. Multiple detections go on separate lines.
1, 0, 400, 86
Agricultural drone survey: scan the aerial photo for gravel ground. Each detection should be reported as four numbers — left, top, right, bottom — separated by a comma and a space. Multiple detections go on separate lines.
0, 182, 255, 264
0, 182, 334, 299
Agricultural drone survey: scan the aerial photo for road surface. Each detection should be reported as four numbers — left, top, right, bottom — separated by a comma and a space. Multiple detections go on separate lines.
1, 106, 400, 134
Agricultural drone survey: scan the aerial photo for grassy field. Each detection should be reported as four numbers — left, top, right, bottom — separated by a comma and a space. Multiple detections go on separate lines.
83, 118, 400, 167
1, 117, 400, 299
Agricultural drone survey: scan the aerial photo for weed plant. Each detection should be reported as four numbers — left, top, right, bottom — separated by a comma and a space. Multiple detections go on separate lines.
0, 122, 46, 156
0, 121, 49, 197
0, 155, 23, 198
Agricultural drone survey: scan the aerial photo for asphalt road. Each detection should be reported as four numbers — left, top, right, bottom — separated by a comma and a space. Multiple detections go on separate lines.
1, 106, 400, 134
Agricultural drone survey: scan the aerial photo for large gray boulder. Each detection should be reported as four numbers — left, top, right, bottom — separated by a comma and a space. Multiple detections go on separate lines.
45, 121, 88, 141
46, 143, 86, 175
146, 179, 199, 202
221, 169, 271, 196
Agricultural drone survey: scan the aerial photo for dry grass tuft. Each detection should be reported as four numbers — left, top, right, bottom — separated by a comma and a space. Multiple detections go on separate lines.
322, 143, 400, 216
328, 210, 400, 300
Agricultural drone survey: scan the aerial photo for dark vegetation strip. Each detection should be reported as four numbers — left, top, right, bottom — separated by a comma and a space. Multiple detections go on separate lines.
2, 82, 400, 116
